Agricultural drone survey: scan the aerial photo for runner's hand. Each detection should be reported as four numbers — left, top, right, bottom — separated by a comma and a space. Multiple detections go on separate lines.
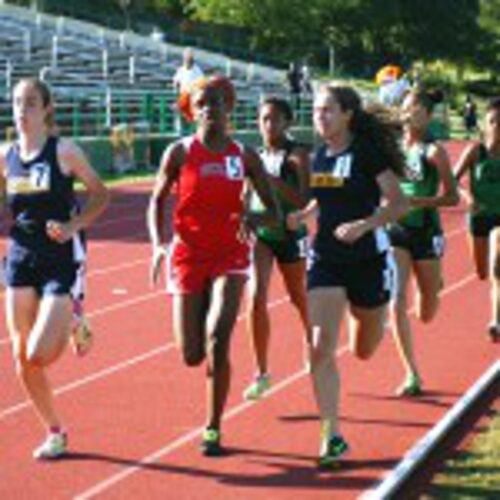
46, 220, 77, 243
236, 213, 255, 244
334, 219, 369, 244
286, 211, 302, 231
151, 245, 168, 286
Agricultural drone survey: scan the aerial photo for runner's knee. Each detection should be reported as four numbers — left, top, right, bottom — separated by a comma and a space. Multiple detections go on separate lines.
352, 342, 375, 360
182, 347, 205, 367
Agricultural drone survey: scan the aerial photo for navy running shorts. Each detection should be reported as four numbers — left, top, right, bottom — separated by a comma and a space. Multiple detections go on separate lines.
4, 243, 77, 296
307, 251, 396, 308
388, 223, 444, 261
468, 212, 500, 238
258, 234, 308, 264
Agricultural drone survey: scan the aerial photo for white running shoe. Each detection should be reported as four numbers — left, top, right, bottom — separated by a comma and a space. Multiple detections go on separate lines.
70, 315, 93, 357
33, 432, 67, 460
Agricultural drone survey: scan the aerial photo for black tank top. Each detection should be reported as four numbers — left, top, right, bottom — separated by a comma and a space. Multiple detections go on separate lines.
311, 139, 390, 262
6, 136, 75, 260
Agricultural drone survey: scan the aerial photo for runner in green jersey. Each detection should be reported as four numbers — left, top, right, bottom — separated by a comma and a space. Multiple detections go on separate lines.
454, 97, 500, 342
388, 89, 458, 396
243, 97, 311, 401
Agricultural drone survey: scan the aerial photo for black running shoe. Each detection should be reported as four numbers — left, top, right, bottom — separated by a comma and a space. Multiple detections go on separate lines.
488, 324, 500, 343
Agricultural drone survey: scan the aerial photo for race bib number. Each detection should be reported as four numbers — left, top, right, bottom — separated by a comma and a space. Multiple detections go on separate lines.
29, 162, 51, 191
225, 156, 244, 180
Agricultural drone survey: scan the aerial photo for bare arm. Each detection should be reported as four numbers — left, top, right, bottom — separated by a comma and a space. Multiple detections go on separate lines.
286, 199, 318, 231
147, 141, 184, 284
47, 139, 109, 243
0, 144, 8, 215
147, 141, 183, 248
335, 169, 409, 243
453, 142, 480, 207
410, 144, 459, 209
454, 142, 479, 182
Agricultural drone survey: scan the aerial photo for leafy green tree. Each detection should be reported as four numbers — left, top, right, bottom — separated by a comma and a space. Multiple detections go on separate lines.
477, 0, 500, 76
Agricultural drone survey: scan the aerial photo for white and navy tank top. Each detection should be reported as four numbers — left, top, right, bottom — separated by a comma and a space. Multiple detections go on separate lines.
5, 136, 75, 260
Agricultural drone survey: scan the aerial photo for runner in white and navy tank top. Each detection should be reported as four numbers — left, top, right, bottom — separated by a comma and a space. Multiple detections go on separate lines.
5, 135, 79, 295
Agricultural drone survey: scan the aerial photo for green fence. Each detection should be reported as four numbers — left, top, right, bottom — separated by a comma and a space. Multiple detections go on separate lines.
76, 125, 314, 175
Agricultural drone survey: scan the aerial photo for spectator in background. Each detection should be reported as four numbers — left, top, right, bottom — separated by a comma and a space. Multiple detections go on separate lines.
173, 48, 204, 95
428, 88, 450, 140
150, 27, 164, 43
378, 74, 411, 107
463, 94, 478, 139
301, 62, 313, 96
173, 48, 205, 135
287, 62, 302, 110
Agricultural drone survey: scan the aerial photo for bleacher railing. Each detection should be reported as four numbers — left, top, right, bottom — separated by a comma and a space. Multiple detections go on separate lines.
0, 87, 313, 140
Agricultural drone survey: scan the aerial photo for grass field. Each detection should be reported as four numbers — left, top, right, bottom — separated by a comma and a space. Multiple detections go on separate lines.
425, 410, 500, 498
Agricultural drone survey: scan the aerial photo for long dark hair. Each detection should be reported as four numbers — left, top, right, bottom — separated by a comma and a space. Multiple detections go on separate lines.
320, 84, 404, 176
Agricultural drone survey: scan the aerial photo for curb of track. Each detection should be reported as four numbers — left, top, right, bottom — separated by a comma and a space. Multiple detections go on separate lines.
360, 359, 499, 499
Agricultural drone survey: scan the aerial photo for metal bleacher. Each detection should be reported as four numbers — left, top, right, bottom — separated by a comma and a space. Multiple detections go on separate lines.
0, 3, 291, 140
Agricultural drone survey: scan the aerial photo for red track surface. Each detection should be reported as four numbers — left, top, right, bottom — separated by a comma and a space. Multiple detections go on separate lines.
0, 141, 498, 499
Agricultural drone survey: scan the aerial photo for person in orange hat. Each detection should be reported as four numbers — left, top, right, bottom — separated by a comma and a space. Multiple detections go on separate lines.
148, 75, 280, 456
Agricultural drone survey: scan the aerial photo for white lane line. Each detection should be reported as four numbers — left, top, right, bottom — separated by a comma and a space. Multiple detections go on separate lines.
0, 344, 175, 421
0, 223, 468, 345
0, 297, 290, 418
0, 266, 477, 415
361, 360, 500, 499
86, 258, 149, 277
73, 356, 341, 500
0, 290, 166, 347
73, 270, 478, 499
89, 231, 148, 249
92, 214, 145, 230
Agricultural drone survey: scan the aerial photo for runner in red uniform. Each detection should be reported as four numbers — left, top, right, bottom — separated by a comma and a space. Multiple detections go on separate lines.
148, 76, 280, 456
167, 135, 252, 293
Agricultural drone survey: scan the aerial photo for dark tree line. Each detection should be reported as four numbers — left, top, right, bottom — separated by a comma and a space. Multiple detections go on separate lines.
5, 0, 499, 79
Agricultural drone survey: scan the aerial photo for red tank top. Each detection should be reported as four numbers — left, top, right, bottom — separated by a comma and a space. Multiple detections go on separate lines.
174, 136, 248, 256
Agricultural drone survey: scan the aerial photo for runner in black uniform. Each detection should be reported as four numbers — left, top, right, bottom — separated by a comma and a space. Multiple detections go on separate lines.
287, 84, 408, 468
455, 97, 500, 341
243, 97, 310, 400
388, 90, 458, 396
0, 79, 108, 460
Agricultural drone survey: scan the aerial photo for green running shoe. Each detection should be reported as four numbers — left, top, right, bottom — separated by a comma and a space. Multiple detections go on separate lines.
243, 374, 271, 401
318, 434, 349, 469
200, 428, 223, 457
396, 373, 422, 397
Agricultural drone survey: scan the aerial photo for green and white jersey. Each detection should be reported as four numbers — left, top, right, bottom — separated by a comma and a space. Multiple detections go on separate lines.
470, 145, 500, 215
250, 139, 307, 242
399, 140, 441, 231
